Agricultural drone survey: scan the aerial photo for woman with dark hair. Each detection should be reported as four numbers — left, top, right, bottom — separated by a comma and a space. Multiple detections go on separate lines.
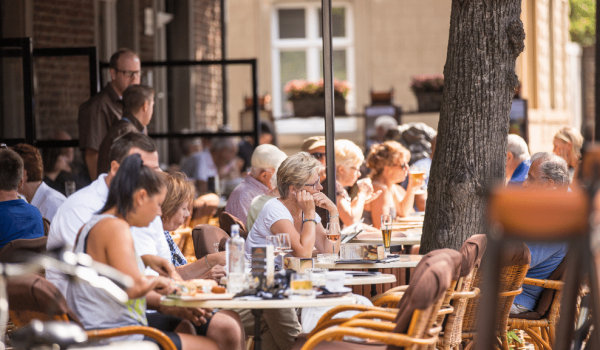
66, 154, 219, 350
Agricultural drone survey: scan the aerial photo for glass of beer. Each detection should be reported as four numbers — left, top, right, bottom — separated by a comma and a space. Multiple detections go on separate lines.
290, 272, 314, 298
410, 165, 427, 195
381, 214, 392, 253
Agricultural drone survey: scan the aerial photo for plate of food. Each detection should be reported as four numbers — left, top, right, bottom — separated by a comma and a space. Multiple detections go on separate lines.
168, 279, 235, 300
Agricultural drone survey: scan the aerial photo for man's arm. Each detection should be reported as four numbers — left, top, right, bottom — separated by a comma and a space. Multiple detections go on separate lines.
85, 148, 99, 180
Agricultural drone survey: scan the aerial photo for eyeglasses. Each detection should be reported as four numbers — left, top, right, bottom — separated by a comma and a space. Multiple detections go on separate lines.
304, 178, 321, 190
349, 166, 361, 173
310, 152, 325, 160
115, 69, 141, 78
394, 162, 408, 170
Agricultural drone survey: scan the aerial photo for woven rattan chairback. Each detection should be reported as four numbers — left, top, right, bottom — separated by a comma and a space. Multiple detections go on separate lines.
462, 240, 530, 350
436, 234, 487, 350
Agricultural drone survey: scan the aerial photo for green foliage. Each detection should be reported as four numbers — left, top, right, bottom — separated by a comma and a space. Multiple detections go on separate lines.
570, 0, 596, 46
506, 330, 523, 349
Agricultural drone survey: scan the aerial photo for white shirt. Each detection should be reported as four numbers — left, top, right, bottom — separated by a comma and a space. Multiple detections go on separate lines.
46, 173, 170, 296
245, 198, 321, 265
30, 181, 66, 222
131, 216, 171, 276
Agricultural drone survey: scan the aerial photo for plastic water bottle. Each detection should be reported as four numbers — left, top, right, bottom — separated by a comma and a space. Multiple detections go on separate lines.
226, 224, 246, 293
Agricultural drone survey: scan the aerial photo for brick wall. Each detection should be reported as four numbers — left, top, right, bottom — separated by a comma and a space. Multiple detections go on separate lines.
32, 0, 95, 140
194, 0, 222, 131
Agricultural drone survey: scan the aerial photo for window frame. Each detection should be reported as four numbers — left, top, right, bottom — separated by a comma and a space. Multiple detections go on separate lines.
271, 2, 355, 117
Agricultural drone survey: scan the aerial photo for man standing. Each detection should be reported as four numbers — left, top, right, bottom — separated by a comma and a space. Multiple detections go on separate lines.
96, 85, 155, 175
511, 152, 570, 314
225, 144, 287, 224
0, 148, 44, 249
506, 134, 531, 186
78, 48, 141, 180
12, 144, 66, 222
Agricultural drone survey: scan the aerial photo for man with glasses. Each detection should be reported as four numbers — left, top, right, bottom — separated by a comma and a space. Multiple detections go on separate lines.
78, 48, 141, 181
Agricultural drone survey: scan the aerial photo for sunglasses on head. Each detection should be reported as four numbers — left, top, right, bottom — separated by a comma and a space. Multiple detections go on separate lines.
310, 152, 325, 160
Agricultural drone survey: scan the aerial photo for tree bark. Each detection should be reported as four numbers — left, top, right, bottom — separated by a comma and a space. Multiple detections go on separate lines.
420, 0, 525, 253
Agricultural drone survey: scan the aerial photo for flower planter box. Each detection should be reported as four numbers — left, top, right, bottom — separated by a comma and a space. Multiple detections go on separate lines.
414, 92, 443, 112
291, 95, 347, 117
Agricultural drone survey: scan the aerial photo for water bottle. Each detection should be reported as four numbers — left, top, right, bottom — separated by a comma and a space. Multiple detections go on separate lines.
226, 224, 245, 293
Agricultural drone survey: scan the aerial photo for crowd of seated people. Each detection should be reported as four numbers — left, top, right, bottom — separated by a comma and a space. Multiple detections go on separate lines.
0, 45, 589, 350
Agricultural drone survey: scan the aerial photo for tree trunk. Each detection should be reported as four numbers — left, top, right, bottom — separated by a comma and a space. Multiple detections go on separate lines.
420, 0, 525, 253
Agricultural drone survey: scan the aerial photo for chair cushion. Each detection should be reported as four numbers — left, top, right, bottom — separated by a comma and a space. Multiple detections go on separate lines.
219, 212, 248, 239
0, 236, 48, 263
8, 274, 81, 325
501, 241, 531, 267
390, 249, 461, 349
192, 224, 230, 260
508, 311, 542, 320
459, 234, 487, 278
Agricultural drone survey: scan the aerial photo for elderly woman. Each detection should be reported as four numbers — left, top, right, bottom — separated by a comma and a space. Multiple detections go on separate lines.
246, 152, 340, 261
243, 152, 339, 350
364, 141, 425, 228
552, 126, 583, 180
334, 139, 379, 227
158, 172, 245, 350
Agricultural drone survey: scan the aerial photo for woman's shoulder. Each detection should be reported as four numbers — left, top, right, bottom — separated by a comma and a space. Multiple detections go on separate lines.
372, 181, 389, 192
89, 215, 130, 237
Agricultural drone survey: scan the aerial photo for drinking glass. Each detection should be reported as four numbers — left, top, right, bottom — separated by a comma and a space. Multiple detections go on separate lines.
290, 272, 314, 298
65, 181, 76, 197
266, 235, 279, 262
277, 233, 292, 270
381, 214, 392, 254
325, 222, 341, 255
409, 165, 427, 194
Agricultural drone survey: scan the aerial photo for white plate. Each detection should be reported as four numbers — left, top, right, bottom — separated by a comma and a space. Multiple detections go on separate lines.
167, 293, 235, 301
327, 286, 352, 293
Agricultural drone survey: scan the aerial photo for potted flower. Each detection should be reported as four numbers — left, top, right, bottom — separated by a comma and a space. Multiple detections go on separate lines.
284, 79, 350, 117
410, 74, 444, 112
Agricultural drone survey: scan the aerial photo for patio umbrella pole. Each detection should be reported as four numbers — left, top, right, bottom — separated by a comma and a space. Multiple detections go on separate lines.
322, 0, 336, 204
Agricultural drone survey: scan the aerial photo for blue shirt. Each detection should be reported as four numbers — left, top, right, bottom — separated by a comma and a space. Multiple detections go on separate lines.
0, 199, 44, 249
513, 242, 568, 310
509, 159, 531, 186
163, 231, 187, 267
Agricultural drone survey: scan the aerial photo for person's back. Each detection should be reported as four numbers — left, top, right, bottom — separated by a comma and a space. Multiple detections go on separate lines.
0, 148, 44, 249
96, 85, 155, 175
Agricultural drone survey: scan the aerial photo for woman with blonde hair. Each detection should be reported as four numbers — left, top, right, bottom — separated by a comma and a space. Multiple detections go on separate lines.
158, 172, 245, 350
334, 139, 380, 227
552, 126, 583, 179
364, 141, 425, 228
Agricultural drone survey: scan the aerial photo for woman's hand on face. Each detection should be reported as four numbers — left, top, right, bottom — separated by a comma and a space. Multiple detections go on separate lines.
296, 190, 316, 215
312, 192, 337, 212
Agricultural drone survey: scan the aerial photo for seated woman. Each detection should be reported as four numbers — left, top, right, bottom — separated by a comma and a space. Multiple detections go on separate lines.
242, 152, 339, 350
67, 154, 219, 350
333, 139, 380, 227
159, 172, 245, 350
364, 141, 425, 228
246, 152, 340, 262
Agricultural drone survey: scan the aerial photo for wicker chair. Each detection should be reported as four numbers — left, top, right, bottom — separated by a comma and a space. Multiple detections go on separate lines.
506, 258, 567, 350
461, 241, 531, 350
433, 234, 487, 350
291, 249, 462, 350
8, 274, 177, 350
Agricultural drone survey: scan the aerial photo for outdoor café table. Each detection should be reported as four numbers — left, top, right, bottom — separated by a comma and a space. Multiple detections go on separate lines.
349, 235, 421, 246
220, 273, 397, 287
161, 294, 357, 350
314, 255, 423, 297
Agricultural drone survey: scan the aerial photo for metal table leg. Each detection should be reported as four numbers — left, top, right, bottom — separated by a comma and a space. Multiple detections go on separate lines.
369, 268, 378, 297
252, 309, 263, 350
403, 245, 413, 284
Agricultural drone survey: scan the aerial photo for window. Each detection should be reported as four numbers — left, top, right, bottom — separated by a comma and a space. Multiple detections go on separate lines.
271, 3, 355, 117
